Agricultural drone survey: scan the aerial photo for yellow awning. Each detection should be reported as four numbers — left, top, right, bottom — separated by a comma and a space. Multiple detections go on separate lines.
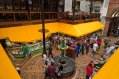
58, 23, 79, 37
0, 21, 104, 42
0, 44, 21, 79
93, 48, 119, 79
73, 21, 104, 37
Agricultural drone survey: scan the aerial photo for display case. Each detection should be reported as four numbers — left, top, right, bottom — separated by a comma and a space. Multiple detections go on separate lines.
6, 39, 49, 58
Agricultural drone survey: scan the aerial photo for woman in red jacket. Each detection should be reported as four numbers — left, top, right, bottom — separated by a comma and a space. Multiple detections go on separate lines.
97, 38, 102, 49
86, 64, 93, 79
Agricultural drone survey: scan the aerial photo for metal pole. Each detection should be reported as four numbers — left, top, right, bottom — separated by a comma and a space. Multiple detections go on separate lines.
90, 0, 93, 18
73, 0, 76, 21
41, 0, 46, 54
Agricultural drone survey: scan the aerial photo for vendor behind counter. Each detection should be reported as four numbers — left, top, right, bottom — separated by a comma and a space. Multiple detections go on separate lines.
22, 44, 30, 55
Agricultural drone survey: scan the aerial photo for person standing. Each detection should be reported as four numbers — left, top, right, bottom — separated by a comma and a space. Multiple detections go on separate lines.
48, 63, 56, 79
75, 44, 79, 57
92, 42, 98, 55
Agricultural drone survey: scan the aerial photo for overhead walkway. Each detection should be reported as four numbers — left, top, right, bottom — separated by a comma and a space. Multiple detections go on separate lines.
0, 21, 104, 42
0, 44, 21, 79
93, 48, 119, 79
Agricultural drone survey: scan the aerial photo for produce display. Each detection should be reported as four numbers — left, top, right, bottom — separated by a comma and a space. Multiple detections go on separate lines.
6, 39, 49, 58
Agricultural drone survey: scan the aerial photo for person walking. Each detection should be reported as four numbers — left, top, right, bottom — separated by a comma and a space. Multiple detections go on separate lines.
104, 37, 110, 48
22, 44, 30, 59
97, 38, 102, 49
80, 42, 85, 55
86, 42, 90, 54
86, 64, 93, 79
48, 45, 53, 57
42, 53, 48, 65
47, 56, 54, 66
57, 64, 63, 77
77, 41, 81, 54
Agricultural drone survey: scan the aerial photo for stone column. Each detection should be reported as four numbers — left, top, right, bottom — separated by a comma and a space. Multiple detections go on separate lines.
103, 18, 110, 37
64, 0, 72, 12
100, 0, 110, 36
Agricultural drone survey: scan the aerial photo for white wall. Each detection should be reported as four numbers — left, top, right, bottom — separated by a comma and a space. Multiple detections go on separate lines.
100, 0, 110, 17
80, 0, 90, 12
100, 0, 110, 24
64, 0, 72, 12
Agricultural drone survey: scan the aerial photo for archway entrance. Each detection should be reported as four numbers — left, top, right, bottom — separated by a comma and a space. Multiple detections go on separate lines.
107, 9, 119, 36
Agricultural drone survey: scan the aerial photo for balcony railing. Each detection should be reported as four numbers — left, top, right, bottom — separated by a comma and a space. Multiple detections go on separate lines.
0, 11, 101, 27
58, 11, 100, 20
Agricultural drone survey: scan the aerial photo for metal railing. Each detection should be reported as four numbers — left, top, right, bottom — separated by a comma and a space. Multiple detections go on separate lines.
58, 11, 100, 20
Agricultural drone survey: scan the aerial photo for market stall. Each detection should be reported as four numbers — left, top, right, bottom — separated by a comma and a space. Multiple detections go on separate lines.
0, 21, 105, 58
6, 39, 49, 58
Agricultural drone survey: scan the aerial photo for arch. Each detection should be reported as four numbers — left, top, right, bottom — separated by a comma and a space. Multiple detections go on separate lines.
109, 7, 119, 18
112, 10, 119, 17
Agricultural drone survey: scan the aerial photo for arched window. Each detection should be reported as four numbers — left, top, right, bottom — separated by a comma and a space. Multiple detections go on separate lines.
112, 9, 119, 17
108, 9, 119, 36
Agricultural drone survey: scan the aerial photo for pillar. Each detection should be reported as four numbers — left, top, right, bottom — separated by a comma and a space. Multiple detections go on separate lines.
64, 0, 72, 12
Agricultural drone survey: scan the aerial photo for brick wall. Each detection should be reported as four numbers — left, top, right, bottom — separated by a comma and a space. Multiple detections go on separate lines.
104, 0, 119, 36
107, 0, 119, 17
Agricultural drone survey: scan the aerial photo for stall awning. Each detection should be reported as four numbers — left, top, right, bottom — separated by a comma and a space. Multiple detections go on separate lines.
0, 21, 104, 42
0, 44, 21, 79
73, 21, 105, 37
93, 48, 119, 79
58, 23, 79, 37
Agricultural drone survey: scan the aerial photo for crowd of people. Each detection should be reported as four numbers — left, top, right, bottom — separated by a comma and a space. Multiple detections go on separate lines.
48, 32, 104, 57
15, 31, 115, 79
42, 53, 63, 79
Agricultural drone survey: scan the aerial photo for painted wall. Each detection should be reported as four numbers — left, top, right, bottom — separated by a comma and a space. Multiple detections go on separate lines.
64, 0, 72, 12
80, 0, 90, 12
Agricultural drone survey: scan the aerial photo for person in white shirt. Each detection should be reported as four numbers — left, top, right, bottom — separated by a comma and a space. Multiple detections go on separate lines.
43, 53, 47, 65
47, 56, 54, 66
92, 42, 98, 55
